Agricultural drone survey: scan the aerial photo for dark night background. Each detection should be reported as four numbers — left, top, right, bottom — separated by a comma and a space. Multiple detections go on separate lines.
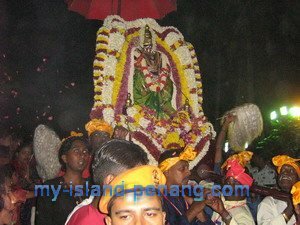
0, 0, 299, 138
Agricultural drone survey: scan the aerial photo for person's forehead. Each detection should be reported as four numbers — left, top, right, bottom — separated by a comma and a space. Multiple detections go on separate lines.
91, 131, 109, 137
112, 193, 161, 209
173, 160, 189, 168
281, 164, 297, 172
70, 140, 86, 148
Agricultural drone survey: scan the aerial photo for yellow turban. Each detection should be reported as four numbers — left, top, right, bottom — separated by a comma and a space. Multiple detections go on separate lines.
222, 151, 253, 170
99, 165, 166, 214
158, 146, 197, 172
291, 181, 300, 205
85, 119, 113, 137
272, 155, 300, 176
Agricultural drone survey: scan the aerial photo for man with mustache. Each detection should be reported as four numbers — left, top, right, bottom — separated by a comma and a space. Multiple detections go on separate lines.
257, 155, 300, 225
158, 147, 214, 225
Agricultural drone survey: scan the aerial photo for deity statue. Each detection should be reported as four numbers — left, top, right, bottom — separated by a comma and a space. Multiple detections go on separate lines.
90, 16, 214, 168
133, 25, 175, 119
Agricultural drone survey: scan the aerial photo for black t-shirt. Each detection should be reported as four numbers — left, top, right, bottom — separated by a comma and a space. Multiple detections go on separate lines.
35, 176, 89, 225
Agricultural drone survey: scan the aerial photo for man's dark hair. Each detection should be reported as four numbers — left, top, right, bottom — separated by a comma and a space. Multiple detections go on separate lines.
158, 149, 182, 165
58, 136, 90, 171
92, 139, 149, 185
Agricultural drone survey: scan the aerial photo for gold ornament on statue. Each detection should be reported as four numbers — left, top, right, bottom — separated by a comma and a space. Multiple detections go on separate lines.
143, 25, 152, 46
183, 99, 191, 112
126, 93, 133, 107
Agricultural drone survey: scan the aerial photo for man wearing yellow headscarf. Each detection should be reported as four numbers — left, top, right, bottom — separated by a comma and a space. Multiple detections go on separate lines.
100, 165, 166, 225
158, 148, 214, 225
257, 155, 300, 225
85, 119, 113, 153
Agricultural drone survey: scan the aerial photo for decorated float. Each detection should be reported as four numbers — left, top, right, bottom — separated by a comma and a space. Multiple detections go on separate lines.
89, 15, 215, 167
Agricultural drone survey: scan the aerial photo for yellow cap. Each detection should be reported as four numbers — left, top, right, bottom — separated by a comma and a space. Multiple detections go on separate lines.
85, 119, 113, 137
272, 155, 300, 176
99, 165, 166, 214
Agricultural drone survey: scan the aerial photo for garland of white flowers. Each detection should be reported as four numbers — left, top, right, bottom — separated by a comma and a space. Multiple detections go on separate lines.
91, 16, 213, 168
93, 15, 203, 116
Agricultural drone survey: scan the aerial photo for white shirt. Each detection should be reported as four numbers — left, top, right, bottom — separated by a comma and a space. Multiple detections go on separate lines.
211, 198, 255, 225
248, 165, 277, 187
257, 196, 296, 225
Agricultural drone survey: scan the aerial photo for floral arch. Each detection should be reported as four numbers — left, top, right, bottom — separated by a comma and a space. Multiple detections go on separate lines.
90, 15, 215, 168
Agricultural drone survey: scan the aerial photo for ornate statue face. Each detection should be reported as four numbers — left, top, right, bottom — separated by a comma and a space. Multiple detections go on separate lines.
143, 44, 153, 54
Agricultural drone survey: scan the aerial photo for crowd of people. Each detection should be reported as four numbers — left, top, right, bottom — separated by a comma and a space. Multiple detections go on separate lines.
0, 115, 299, 225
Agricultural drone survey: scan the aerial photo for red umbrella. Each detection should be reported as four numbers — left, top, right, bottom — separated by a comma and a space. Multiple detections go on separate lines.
66, 0, 176, 20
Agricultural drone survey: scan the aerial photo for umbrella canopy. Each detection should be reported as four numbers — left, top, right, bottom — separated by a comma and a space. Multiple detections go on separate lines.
66, 0, 176, 20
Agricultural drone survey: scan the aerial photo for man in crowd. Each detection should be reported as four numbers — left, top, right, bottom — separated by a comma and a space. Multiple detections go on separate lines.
257, 155, 300, 225
65, 139, 149, 225
85, 119, 113, 154
99, 165, 166, 225
208, 159, 255, 225
158, 146, 214, 225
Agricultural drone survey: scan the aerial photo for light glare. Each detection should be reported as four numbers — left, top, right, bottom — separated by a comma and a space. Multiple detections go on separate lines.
270, 111, 277, 120
290, 107, 300, 117
280, 106, 288, 116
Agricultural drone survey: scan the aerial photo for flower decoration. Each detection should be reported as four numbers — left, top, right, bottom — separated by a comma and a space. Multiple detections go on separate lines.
62, 131, 84, 143
90, 16, 214, 168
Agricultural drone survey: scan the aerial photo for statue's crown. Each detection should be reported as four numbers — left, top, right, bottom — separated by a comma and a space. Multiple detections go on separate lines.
143, 25, 152, 46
